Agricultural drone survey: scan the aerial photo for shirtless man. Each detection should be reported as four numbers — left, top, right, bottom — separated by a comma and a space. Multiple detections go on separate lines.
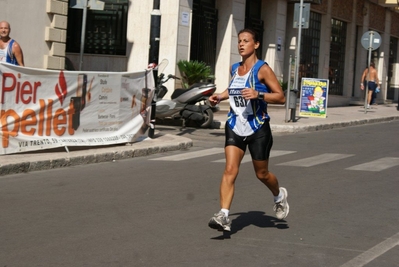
0, 21, 24, 66
360, 62, 379, 109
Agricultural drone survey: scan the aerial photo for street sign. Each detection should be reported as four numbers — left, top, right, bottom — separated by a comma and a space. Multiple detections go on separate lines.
293, 3, 310, 29
361, 31, 382, 51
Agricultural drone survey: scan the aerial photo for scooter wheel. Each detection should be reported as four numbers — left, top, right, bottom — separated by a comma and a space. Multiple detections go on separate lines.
196, 108, 214, 128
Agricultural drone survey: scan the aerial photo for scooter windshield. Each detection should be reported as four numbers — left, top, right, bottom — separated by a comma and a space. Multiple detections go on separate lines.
157, 59, 168, 74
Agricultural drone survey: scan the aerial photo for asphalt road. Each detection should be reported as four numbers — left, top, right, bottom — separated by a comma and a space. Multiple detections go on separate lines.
1, 121, 398, 267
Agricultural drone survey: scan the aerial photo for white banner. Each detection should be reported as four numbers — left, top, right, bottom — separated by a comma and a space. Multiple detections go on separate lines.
0, 63, 154, 155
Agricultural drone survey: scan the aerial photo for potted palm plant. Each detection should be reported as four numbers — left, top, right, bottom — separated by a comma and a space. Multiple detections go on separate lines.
177, 60, 214, 88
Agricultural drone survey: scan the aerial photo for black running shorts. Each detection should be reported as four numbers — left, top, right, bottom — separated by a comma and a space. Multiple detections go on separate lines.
224, 122, 273, 160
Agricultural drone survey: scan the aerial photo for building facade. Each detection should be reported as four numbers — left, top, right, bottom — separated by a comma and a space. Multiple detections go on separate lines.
1, 0, 399, 106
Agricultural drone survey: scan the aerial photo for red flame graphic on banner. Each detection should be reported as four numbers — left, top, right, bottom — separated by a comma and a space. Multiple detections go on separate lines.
55, 71, 67, 105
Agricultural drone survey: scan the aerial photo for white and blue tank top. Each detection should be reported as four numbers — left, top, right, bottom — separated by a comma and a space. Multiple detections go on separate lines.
0, 39, 19, 65
227, 60, 270, 136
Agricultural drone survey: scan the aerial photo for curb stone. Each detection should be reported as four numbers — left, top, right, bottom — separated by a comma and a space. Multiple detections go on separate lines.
0, 134, 193, 176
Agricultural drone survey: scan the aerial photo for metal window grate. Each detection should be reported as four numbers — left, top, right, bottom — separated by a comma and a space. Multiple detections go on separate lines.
190, 0, 218, 74
329, 18, 347, 95
245, 0, 264, 59
299, 12, 321, 82
66, 0, 128, 56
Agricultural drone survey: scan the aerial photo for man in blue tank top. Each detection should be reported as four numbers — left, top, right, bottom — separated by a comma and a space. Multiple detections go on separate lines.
0, 21, 24, 66
208, 29, 289, 232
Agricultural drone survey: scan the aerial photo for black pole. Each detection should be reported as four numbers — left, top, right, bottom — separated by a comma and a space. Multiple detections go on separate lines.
148, 0, 161, 139
397, 89, 399, 111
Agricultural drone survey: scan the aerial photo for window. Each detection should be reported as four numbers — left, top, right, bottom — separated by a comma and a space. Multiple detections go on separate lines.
66, 0, 128, 56
299, 12, 321, 81
329, 18, 347, 95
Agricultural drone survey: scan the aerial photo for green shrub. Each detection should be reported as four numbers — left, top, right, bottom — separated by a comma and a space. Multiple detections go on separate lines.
177, 60, 214, 88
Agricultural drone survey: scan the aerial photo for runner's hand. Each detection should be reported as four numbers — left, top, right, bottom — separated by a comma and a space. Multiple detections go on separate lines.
241, 88, 257, 100
209, 94, 220, 106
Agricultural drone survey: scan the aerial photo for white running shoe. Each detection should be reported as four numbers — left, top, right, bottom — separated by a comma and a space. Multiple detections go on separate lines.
273, 187, 289, 220
208, 211, 231, 231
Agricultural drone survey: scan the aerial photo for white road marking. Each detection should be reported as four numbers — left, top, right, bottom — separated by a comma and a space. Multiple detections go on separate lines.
150, 147, 224, 161
151, 149, 398, 173
212, 150, 297, 163
270, 150, 297, 158
346, 157, 399, 171
277, 153, 354, 167
340, 232, 399, 267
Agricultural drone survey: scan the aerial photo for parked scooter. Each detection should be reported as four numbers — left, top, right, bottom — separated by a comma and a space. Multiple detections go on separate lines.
150, 59, 217, 128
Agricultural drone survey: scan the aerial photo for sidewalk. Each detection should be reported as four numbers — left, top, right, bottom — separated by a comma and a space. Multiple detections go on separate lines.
1, 103, 398, 176
213, 102, 399, 133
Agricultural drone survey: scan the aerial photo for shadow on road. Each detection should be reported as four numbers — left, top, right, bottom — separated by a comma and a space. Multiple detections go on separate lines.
210, 211, 289, 240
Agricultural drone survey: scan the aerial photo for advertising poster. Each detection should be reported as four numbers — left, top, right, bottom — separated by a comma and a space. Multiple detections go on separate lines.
299, 78, 329, 118
0, 63, 154, 155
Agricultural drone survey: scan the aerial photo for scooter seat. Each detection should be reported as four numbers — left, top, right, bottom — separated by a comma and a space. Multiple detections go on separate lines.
171, 88, 187, 99
193, 83, 216, 89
